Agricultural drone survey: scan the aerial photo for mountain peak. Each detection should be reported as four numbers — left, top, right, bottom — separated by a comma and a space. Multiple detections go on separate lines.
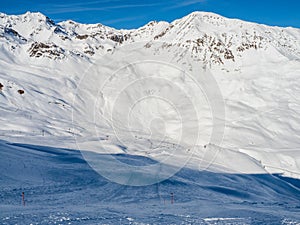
1, 10, 300, 64
0, 11, 54, 26
170, 11, 229, 32
188, 11, 223, 17
24, 11, 45, 17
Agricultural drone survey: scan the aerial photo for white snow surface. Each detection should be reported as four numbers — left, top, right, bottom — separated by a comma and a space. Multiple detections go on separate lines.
0, 11, 300, 180
0, 140, 300, 224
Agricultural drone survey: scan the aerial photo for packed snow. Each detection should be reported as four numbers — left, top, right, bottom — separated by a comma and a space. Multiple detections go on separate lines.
1, 140, 300, 224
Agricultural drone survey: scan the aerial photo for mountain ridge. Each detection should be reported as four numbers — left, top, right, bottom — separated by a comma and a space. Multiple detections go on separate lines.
0, 11, 300, 64
0, 11, 300, 179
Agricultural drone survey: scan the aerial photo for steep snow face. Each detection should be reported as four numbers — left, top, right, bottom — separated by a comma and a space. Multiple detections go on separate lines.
0, 11, 300, 179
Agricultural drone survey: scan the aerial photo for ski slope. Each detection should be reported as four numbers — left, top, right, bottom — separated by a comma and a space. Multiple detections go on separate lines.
1, 11, 300, 179
1, 140, 300, 224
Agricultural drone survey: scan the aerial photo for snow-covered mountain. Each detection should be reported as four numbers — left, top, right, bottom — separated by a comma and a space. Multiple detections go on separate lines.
1, 11, 300, 62
1, 11, 300, 181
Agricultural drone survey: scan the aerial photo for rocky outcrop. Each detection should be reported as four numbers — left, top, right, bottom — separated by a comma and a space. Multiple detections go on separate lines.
28, 42, 65, 59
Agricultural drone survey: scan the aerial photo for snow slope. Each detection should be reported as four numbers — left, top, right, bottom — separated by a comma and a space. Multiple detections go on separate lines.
0, 11, 300, 180
1, 140, 300, 224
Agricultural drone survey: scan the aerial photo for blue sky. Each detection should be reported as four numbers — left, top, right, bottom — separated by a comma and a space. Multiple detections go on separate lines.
1, 0, 300, 29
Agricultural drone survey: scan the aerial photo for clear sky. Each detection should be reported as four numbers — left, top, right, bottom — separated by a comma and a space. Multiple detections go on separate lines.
1, 0, 300, 29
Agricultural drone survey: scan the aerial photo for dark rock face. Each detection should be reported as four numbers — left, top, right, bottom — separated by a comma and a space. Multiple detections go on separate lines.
109, 34, 130, 44
17, 89, 24, 94
28, 42, 65, 59
76, 34, 89, 40
45, 16, 56, 26
4, 28, 27, 42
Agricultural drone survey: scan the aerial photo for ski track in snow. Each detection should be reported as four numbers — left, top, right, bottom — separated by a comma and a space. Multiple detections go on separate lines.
0, 140, 300, 224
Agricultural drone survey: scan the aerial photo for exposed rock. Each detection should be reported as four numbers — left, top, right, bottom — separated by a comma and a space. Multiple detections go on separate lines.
28, 42, 65, 59
54, 26, 67, 35
224, 49, 235, 61
84, 50, 95, 56
17, 89, 24, 94
154, 25, 174, 40
4, 27, 27, 42
109, 35, 123, 43
144, 42, 152, 48
76, 34, 89, 40
45, 16, 56, 26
